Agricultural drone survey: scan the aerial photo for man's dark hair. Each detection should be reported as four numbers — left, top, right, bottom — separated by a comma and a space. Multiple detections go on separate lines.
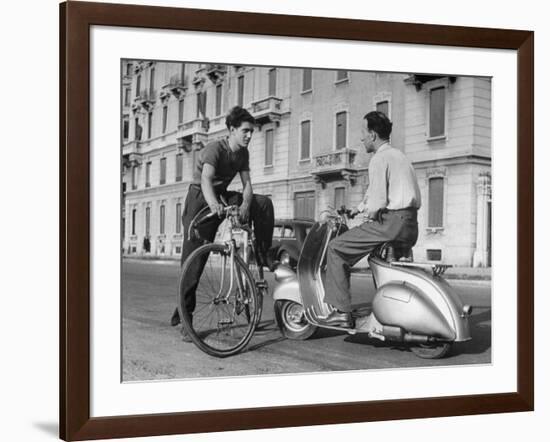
364, 111, 393, 140
225, 106, 256, 130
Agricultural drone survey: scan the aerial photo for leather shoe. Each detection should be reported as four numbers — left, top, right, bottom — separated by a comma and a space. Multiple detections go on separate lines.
319, 310, 354, 328
170, 308, 181, 326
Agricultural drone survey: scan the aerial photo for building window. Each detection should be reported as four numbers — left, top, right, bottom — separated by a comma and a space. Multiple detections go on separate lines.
196, 91, 207, 118
131, 166, 138, 190
131, 209, 136, 235
126, 63, 132, 76
180, 63, 185, 82
237, 75, 244, 107
336, 70, 348, 82
145, 207, 151, 236
335, 111, 347, 149
134, 117, 142, 141
268, 68, 277, 96
145, 162, 151, 188
160, 205, 166, 235
215, 84, 222, 116
149, 67, 155, 96
429, 86, 446, 138
162, 106, 168, 133
160, 157, 167, 185
334, 187, 346, 210
294, 191, 315, 219
300, 120, 311, 160
265, 129, 274, 167
376, 100, 389, 117
175, 153, 183, 182
123, 116, 129, 140
136, 74, 141, 97
176, 203, 182, 234
302, 69, 312, 92
124, 88, 131, 106
178, 99, 184, 125
147, 111, 153, 139
427, 249, 442, 261
428, 177, 444, 227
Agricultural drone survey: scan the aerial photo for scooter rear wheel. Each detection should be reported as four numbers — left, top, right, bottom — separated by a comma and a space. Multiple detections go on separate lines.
410, 342, 452, 359
274, 300, 317, 340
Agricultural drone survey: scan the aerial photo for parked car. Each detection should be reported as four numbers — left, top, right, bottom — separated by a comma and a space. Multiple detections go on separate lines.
266, 218, 315, 269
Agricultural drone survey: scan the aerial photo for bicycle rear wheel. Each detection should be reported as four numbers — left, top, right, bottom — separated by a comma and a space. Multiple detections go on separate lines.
178, 243, 260, 357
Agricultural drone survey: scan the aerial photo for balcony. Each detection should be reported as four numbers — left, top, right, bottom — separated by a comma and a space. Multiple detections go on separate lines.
311, 148, 358, 187
250, 97, 283, 127
122, 141, 143, 168
162, 74, 187, 98
206, 64, 227, 83
176, 118, 209, 152
404, 74, 457, 91
133, 89, 156, 110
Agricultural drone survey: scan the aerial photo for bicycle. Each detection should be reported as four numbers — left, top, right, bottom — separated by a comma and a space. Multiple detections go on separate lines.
177, 204, 268, 357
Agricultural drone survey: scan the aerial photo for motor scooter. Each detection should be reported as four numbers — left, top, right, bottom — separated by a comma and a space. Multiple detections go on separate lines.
272, 207, 472, 359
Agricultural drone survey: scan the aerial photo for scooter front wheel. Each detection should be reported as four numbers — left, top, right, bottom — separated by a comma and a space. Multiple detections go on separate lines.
274, 300, 317, 340
410, 342, 452, 359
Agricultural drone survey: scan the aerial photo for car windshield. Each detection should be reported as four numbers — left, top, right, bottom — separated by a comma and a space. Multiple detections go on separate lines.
283, 226, 295, 238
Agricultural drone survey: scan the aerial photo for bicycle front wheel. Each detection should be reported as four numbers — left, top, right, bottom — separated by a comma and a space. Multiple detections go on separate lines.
178, 243, 260, 357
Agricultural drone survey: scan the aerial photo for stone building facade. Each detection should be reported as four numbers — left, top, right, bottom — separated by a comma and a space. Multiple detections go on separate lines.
121, 60, 492, 267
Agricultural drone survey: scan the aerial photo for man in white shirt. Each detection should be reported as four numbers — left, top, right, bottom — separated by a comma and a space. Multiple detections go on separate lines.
322, 111, 421, 328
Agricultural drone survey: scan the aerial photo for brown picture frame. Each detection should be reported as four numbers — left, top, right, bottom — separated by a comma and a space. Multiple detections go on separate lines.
60, 1, 534, 440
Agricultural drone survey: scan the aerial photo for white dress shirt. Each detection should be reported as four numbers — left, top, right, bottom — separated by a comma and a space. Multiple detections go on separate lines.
364, 143, 421, 216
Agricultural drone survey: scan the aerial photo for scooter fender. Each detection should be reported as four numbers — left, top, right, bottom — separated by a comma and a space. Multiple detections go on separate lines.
272, 266, 303, 306
373, 282, 456, 341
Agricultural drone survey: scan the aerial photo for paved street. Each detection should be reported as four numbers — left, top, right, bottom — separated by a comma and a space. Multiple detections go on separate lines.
122, 259, 491, 381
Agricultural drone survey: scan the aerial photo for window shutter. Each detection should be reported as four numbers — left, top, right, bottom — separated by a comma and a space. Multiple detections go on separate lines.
429, 87, 445, 137
428, 177, 444, 227
336, 112, 347, 149
301, 120, 311, 159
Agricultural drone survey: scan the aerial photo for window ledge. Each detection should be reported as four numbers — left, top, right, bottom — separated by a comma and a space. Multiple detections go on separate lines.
334, 78, 349, 85
299, 158, 311, 163
264, 164, 274, 170
301, 89, 312, 95
426, 227, 444, 234
427, 135, 447, 143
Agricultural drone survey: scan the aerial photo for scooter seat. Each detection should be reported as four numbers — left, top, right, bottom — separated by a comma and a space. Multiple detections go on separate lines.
384, 242, 413, 262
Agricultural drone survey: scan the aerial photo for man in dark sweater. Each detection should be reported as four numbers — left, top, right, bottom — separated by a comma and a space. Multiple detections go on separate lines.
170, 106, 274, 331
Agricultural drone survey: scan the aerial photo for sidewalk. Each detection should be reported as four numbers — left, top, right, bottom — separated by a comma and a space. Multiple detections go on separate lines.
123, 256, 492, 281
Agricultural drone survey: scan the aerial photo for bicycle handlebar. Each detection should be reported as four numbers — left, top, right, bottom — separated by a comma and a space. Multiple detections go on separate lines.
193, 205, 240, 227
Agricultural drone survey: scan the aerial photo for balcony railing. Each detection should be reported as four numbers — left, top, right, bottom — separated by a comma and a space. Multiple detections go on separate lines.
134, 89, 156, 109
162, 74, 187, 98
311, 148, 358, 186
250, 96, 283, 126
176, 117, 209, 152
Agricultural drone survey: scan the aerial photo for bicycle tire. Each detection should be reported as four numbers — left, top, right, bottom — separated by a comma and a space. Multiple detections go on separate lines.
178, 242, 260, 357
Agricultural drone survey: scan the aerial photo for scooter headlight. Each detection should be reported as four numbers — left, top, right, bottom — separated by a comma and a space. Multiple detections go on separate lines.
273, 265, 296, 282
462, 304, 473, 317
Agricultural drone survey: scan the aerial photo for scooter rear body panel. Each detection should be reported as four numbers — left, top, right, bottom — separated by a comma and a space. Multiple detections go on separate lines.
369, 256, 471, 342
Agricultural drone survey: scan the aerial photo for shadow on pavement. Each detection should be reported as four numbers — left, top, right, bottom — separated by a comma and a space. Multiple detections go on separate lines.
342, 307, 492, 357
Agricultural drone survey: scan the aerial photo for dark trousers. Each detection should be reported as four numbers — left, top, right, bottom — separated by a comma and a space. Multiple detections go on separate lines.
324, 209, 418, 312
179, 185, 274, 313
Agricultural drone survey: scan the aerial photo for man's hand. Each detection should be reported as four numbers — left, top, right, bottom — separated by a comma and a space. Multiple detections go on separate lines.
209, 202, 225, 218
238, 203, 250, 224
350, 201, 366, 218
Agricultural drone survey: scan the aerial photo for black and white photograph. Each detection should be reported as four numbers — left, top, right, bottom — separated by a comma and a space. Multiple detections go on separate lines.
121, 60, 492, 381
